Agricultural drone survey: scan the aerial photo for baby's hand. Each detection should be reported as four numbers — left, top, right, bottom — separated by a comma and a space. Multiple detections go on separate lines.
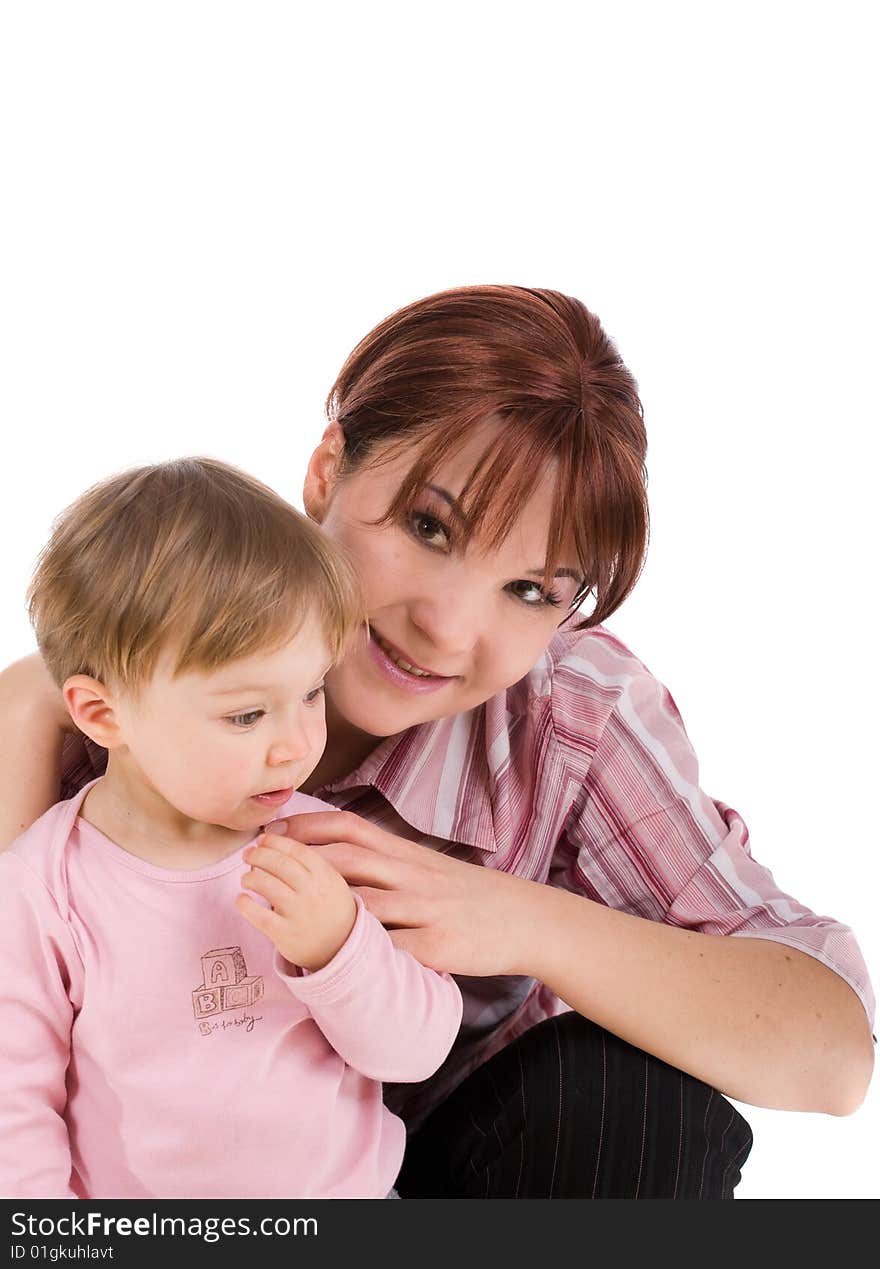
236, 832, 357, 972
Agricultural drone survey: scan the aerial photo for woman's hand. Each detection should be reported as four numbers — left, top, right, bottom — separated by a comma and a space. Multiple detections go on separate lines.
260, 809, 540, 978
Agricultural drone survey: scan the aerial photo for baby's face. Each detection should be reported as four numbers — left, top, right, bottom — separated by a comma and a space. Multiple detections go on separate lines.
112, 620, 333, 832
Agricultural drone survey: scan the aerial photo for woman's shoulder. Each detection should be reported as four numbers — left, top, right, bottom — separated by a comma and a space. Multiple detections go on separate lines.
512, 622, 684, 758
545, 621, 657, 678
525, 621, 663, 708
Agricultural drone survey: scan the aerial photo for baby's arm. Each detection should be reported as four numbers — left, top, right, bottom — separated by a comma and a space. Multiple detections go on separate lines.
238, 835, 462, 1083
0, 855, 79, 1197
282, 896, 462, 1083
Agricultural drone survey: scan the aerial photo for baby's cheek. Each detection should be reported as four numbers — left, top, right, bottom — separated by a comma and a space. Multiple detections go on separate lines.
219, 751, 258, 788
172, 744, 248, 803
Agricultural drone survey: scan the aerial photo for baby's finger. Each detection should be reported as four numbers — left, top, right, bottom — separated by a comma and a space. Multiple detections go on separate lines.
256, 831, 316, 867
235, 891, 276, 934
236, 892, 292, 943
244, 843, 310, 887
241, 866, 298, 916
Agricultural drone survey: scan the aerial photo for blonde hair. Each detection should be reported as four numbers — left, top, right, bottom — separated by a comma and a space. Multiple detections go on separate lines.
27, 457, 365, 694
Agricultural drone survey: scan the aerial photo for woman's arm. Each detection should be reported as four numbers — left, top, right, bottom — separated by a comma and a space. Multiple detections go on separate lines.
529, 884, 875, 1117
269, 811, 875, 1117
0, 654, 71, 849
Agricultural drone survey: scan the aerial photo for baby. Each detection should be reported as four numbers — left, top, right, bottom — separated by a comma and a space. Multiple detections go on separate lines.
0, 456, 462, 1199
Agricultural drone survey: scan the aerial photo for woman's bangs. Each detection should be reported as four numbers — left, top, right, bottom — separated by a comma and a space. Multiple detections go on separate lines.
370, 415, 597, 615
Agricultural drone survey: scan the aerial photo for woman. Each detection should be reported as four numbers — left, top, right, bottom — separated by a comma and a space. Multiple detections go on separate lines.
1, 285, 874, 1198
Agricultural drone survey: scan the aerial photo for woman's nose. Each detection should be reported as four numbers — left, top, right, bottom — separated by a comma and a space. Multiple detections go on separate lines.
406, 592, 481, 662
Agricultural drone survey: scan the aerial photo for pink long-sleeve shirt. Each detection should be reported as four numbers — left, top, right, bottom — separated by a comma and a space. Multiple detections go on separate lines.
0, 779, 463, 1199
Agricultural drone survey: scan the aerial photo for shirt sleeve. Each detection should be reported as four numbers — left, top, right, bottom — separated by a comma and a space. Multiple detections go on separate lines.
0, 855, 81, 1198
275, 896, 463, 1083
548, 659, 876, 1032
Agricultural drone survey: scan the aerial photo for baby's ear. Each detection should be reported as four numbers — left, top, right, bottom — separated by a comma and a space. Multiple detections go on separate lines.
62, 675, 125, 749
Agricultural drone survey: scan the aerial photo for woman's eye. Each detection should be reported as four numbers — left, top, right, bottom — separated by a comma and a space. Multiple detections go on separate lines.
408, 508, 564, 609
304, 685, 325, 706
409, 510, 451, 549
227, 710, 265, 728
508, 580, 563, 608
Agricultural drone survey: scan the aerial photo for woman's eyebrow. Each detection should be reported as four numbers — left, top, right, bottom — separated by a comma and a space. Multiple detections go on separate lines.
526, 567, 584, 583
427, 485, 582, 584
426, 484, 465, 514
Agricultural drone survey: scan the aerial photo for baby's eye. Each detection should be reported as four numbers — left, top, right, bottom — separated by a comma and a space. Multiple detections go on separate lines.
508, 580, 563, 608
304, 685, 325, 706
227, 710, 265, 728
409, 510, 451, 549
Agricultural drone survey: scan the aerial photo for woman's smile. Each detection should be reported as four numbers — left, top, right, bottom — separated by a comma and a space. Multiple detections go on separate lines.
366, 625, 460, 694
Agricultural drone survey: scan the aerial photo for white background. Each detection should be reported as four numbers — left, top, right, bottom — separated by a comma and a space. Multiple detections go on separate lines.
1, 2, 876, 1198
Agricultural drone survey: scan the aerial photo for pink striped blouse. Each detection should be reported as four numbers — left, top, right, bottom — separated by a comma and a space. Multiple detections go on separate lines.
61, 623, 876, 1131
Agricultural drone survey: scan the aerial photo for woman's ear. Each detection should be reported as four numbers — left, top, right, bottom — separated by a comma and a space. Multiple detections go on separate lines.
303, 421, 346, 523
63, 676, 126, 749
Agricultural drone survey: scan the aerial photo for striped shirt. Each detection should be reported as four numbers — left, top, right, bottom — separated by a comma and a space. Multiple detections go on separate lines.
61, 623, 876, 1131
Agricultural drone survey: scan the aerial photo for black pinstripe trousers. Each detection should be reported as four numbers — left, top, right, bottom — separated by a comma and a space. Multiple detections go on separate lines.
394, 1012, 754, 1199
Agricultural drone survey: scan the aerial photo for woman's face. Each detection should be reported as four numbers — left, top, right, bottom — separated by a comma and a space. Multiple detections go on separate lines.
305, 423, 584, 739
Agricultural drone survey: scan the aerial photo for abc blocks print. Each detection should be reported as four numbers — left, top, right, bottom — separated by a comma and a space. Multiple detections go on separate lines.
191, 946, 265, 1019
192, 976, 264, 1018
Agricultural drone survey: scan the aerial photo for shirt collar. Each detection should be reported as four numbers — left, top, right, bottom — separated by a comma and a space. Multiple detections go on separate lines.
315, 711, 500, 853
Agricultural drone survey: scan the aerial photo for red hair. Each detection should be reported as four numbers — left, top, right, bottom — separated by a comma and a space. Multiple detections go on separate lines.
326, 285, 649, 629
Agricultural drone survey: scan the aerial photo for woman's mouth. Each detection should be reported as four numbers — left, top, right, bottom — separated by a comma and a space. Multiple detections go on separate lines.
373, 631, 436, 676
366, 627, 457, 694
